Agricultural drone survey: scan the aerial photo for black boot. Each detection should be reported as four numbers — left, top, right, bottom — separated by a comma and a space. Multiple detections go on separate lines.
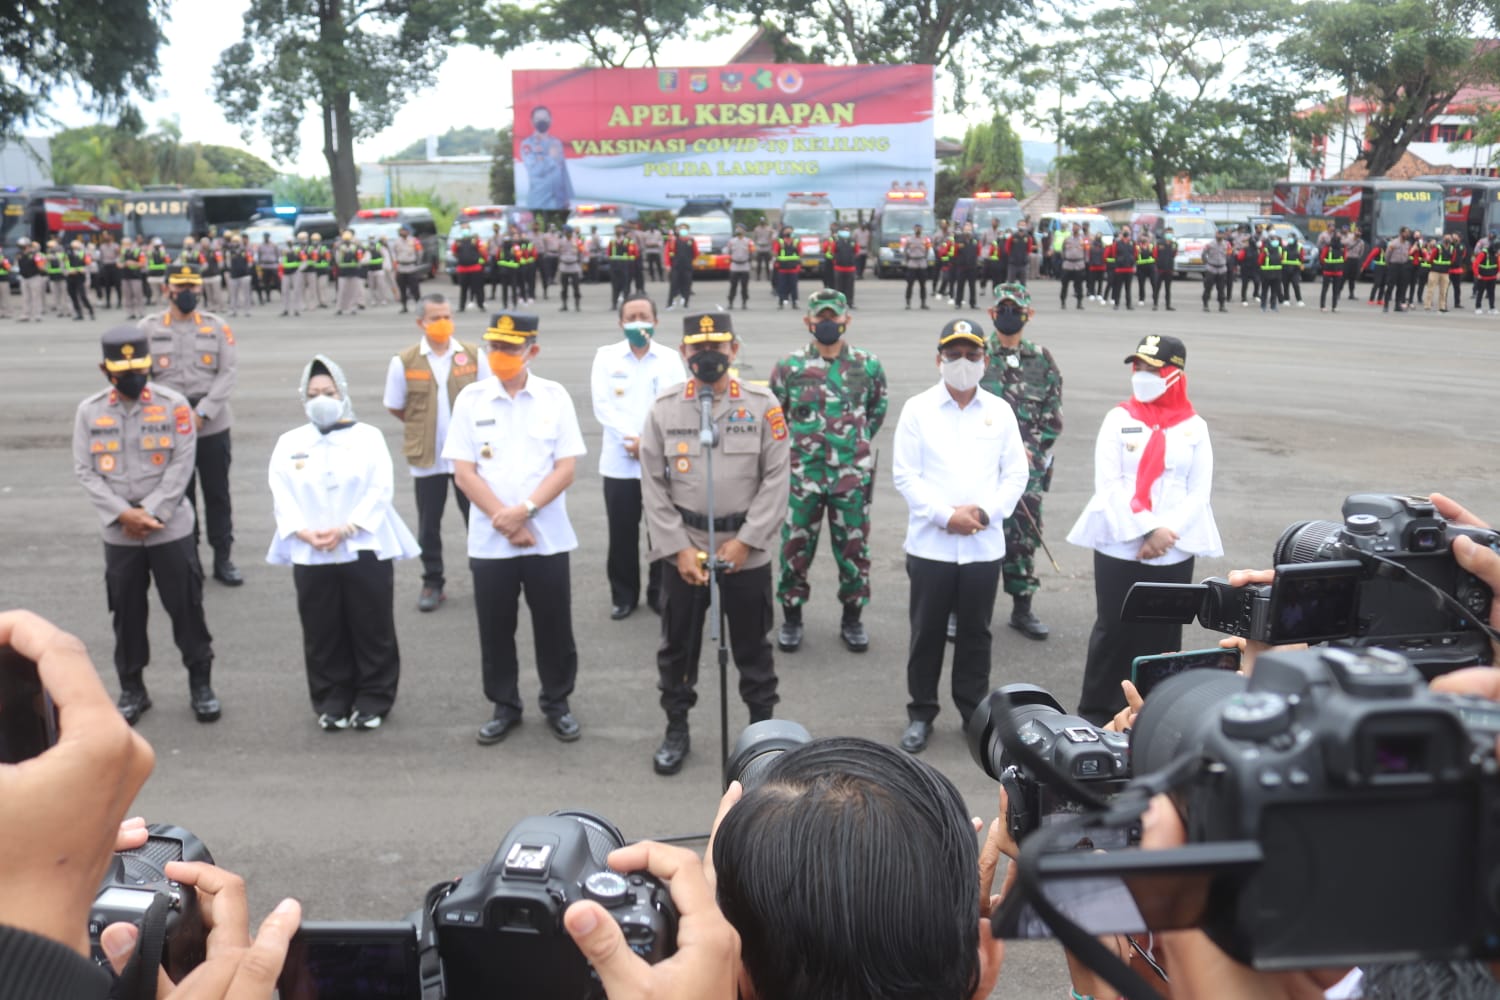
117, 678, 152, 726
1008, 594, 1049, 641
188, 665, 222, 722
213, 549, 243, 586
839, 603, 869, 652
653, 713, 690, 775
777, 604, 803, 652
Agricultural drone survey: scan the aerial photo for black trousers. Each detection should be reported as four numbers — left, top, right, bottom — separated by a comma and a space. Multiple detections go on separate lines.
951, 267, 978, 308
1344, 263, 1359, 300
775, 269, 799, 306
458, 271, 486, 311
1109, 272, 1133, 307
1368, 268, 1385, 302
541, 255, 558, 293
833, 267, 856, 307
1239, 268, 1258, 302
1320, 275, 1344, 309
1077, 552, 1194, 724
904, 555, 1000, 725
631, 259, 644, 294
753, 252, 769, 280
905, 270, 927, 305
1136, 270, 1156, 301
1006, 261, 1029, 286
185, 429, 233, 555
1202, 272, 1227, 307
101, 263, 121, 306
602, 476, 662, 609
559, 272, 581, 306
396, 272, 422, 309
647, 250, 665, 281
1476, 280, 1497, 310
1059, 271, 1084, 305
669, 267, 693, 307
1450, 272, 1464, 308
1155, 271, 1172, 306
414, 474, 470, 589
293, 551, 399, 717
471, 552, 577, 721
611, 264, 632, 305
67, 274, 95, 318
1281, 269, 1302, 303
1385, 263, 1409, 310
657, 562, 777, 716
104, 535, 213, 685
728, 271, 749, 306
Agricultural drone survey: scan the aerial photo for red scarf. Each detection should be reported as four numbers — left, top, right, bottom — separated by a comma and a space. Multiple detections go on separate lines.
1120, 366, 1195, 513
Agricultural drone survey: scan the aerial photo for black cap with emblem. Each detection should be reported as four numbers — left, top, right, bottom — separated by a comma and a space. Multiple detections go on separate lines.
484, 311, 539, 345
683, 311, 734, 343
101, 325, 151, 372
937, 317, 986, 348
1124, 334, 1186, 370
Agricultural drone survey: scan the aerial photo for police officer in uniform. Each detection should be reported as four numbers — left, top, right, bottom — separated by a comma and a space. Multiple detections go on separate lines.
640, 311, 791, 775
770, 288, 887, 654
139, 265, 242, 585
980, 283, 1062, 639
73, 325, 220, 725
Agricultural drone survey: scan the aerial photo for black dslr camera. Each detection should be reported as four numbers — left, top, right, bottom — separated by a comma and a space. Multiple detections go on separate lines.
722, 718, 811, 791
434, 811, 677, 1000
967, 684, 1132, 844
1124, 493, 1497, 674
89, 824, 212, 980
1126, 646, 1500, 968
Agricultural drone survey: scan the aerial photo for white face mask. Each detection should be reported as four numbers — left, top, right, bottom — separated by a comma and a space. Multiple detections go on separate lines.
1131, 370, 1168, 403
940, 356, 985, 392
305, 394, 344, 430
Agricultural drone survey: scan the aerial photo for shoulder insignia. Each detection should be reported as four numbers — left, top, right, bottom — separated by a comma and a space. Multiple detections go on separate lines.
728, 380, 742, 399
683, 380, 697, 400
140, 387, 152, 402
175, 405, 194, 435
767, 405, 788, 441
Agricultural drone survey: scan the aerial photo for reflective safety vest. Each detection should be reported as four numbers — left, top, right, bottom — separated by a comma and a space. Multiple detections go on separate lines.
1135, 242, 1155, 266
1323, 246, 1344, 266
1477, 252, 1498, 279
148, 250, 169, 274
774, 238, 800, 268
1259, 246, 1283, 271
1434, 246, 1452, 268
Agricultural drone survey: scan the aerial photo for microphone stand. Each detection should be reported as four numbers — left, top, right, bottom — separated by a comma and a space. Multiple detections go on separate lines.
698, 384, 733, 772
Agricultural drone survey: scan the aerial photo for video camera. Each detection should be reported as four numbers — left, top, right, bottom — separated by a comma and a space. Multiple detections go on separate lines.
1123, 493, 1497, 675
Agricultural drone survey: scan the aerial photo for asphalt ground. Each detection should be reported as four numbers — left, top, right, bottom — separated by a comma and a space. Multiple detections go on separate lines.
3, 269, 1497, 997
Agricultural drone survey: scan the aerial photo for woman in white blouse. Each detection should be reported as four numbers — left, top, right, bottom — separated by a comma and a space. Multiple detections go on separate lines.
268, 355, 420, 731
1066, 334, 1222, 724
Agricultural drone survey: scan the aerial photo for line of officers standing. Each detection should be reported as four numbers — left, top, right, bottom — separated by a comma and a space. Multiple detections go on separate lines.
67, 270, 1065, 778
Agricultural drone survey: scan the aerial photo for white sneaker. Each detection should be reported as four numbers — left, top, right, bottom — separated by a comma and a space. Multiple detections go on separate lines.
318, 712, 350, 731
349, 711, 383, 731
1297, 301, 1305, 308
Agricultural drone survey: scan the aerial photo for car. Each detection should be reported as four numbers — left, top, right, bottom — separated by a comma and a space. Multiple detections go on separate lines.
779, 192, 838, 273
350, 207, 439, 277
1130, 206, 1222, 277
674, 198, 733, 273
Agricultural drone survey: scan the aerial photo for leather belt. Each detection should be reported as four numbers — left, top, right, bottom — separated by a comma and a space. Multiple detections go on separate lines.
676, 506, 747, 533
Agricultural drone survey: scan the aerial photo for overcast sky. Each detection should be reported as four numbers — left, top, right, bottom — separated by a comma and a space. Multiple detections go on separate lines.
37, 0, 991, 177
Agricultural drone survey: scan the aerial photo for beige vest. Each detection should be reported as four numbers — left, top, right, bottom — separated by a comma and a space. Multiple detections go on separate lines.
398, 340, 480, 468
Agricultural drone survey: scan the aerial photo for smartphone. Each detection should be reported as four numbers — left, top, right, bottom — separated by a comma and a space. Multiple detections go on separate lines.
0, 645, 59, 764
276, 921, 421, 1000
1131, 647, 1241, 699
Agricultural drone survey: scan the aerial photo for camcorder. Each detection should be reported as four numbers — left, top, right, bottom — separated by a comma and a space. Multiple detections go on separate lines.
997, 646, 1500, 981
1123, 493, 1498, 675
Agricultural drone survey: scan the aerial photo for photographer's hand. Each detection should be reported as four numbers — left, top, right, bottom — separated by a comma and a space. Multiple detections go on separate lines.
702, 780, 742, 894
978, 786, 1021, 918
1431, 493, 1500, 662
1219, 570, 1309, 676
564, 842, 739, 1000
0, 610, 154, 955
1104, 679, 1145, 733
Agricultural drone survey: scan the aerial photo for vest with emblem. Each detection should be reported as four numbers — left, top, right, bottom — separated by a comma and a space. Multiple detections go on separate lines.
399, 340, 480, 468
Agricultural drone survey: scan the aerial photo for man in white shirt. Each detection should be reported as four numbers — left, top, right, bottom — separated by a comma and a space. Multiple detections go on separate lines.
443, 311, 588, 746
590, 294, 686, 620
891, 317, 1029, 753
384, 293, 482, 612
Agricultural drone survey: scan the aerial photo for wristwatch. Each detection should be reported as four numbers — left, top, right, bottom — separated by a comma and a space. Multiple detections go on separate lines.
523, 499, 538, 519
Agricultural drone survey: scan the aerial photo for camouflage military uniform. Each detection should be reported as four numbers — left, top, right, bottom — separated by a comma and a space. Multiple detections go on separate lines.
769, 344, 888, 608
980, 333, 1062, 598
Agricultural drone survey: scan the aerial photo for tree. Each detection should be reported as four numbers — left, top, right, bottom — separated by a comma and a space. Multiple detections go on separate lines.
50, 122, 278, 189
954, 115, 1025, 195
214, 1, 480, 225
490, 125, 514, 203
720, 0, 1031, 110
1281, 0, 1500, 178
0, 0, 167, 140
271, 174, 335, 209
387, 126, 500, 161
994, 0, 1294, 207
483, 0, 702, 67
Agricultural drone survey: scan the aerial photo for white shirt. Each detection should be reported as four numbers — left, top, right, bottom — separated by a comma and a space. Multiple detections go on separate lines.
265, 421, 420, 566
1066, 406, 1223, 565
589, 338, 685, 480
382, 337, 459, 477
442, 372, 587, 559
892, 382, 1029, 565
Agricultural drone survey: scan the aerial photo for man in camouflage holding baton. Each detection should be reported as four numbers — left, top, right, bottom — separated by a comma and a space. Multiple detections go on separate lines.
769, 288, 888, 653
980, 282, 1062, 639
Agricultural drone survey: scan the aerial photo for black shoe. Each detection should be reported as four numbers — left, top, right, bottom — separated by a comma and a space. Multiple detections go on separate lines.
840, 619, 869, 652
610, 602, 636, 621
348, 711, 383, 731
212, 555, 244, 586
899, 720, 932, 754
546, 712, 582, 742
118, 687, 152, 726
418, 586, 444, 612
653, 722, 690, 774
1165, 305, 1175, 311
1008, 598, 1050, 641
777, 618, 803, 652
477, 715, 520, 745
190, 683, 221, 722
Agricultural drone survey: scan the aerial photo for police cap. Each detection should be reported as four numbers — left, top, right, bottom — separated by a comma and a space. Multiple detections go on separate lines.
484, 311, 539, 345
682, 311, 733, 344
167, 264, 203, 287
101, 325, 151, 373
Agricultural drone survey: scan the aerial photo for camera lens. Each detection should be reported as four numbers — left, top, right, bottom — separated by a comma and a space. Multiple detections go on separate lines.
965, 684, 1067, 781
548, 810, 626, 869
1130, 670, 1247, 777
1273, 519, 1344, 565
724, 720, 811, 792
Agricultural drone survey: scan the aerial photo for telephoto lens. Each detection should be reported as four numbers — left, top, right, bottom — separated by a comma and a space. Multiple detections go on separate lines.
723, 719, 811, 791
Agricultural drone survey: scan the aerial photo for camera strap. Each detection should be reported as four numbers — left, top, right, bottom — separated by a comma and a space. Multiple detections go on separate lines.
106, 892, 170, 1000
417, 878, 458, 1000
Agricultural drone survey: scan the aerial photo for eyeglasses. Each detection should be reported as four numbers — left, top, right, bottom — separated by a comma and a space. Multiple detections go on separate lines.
941, 348, 985, 362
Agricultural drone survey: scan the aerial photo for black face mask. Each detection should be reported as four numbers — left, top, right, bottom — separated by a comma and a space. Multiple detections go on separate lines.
688, 349, 730, 384
112, 372, 148, 399
993, 310, 1025, 336
172, 290, 198, 314
534, 118, 551, 133
812, 319, 845, 345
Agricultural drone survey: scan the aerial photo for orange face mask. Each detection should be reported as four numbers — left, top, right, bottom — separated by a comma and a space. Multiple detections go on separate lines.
488, 348, 527, 381
424, 318, 454, 343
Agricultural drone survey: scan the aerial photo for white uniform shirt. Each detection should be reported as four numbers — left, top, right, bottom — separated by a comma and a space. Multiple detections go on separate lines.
265, 421, 420, 566
589, 338, 686, 480
1066, 406, 1223, 565
382, 338, 458, 477
892, 381, 1029, 565
442, 373, 587, 559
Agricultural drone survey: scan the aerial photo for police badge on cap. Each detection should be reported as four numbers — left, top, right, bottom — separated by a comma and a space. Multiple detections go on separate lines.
683, 311, 734, 343
484, 311, 539, 345
1125, 334, 1187, 370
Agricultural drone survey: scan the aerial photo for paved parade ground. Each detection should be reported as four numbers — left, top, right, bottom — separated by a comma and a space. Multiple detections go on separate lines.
4, 272, 1497, 995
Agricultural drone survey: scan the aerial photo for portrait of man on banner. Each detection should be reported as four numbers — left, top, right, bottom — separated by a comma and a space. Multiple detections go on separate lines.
520, 105, 574, 210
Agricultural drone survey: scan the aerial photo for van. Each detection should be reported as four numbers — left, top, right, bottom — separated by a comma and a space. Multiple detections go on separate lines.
871, 185, 936, 278
351, 207, 439, 276
1129, 207, 1220, 276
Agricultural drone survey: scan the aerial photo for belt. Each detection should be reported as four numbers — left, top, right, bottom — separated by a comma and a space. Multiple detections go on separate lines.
676, 506, 747, 532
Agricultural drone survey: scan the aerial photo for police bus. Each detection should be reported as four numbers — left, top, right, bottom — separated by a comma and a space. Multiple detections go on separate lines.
872, 184, 936, 277
18, 185, 126, 247
123, 187, 274, 243
950, 191, 1023, 232
779, 191, 838, 273
1270, 180, 1443, 247
1415, 175, 1500, 246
